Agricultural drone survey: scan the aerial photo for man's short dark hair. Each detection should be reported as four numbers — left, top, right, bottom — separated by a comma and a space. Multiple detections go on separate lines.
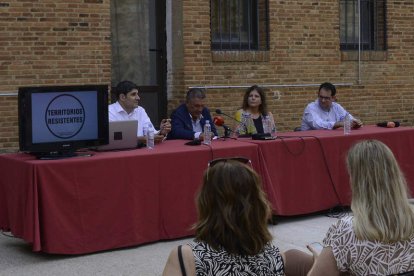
114, 80, 139, 100
319, 82, 337, 97
186, 88, 206, 103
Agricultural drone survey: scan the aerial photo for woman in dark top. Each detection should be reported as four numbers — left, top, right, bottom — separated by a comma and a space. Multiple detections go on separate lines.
234, 85, 276, 135
162, 158, 285, 275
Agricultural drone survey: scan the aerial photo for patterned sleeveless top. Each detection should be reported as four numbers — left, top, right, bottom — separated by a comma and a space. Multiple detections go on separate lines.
188, 240, 284, 276
323, 216, 414, 275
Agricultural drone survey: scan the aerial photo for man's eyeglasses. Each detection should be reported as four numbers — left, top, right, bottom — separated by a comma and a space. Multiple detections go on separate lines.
318, 95, 332, 101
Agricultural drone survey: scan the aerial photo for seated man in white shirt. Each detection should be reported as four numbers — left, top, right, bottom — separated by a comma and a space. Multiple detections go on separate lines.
108, 80, 171, 142
300, 82, 362, 131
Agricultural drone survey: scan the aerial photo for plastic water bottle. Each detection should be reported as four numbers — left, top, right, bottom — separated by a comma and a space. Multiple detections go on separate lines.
143, 125, 148, 138
145, 123, 154, 149
146, 128, 155, 149
271, 124, 277, 137
263, 115, 272, 134
203, 120, 211, 145
344, 113, 351, 135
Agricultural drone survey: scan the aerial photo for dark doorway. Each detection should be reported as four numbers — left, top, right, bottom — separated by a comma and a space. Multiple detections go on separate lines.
111, 0, 167, 127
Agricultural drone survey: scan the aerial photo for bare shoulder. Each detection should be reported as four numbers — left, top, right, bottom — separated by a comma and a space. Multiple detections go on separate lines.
162, 245, 195, 276
181, 245, 196, 274
162, 247, 180, 276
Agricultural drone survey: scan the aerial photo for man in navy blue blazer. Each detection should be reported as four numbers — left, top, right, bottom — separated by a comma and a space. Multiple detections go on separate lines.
168, 88, 218, 140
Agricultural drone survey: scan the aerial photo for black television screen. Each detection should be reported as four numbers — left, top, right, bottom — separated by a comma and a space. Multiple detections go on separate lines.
18, 85, 109, 158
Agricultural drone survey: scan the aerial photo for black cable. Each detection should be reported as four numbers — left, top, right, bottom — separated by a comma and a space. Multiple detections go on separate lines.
279, 134, 343, 205
275, 136, 306, 156
202, 143, 214, 162
242, 134, 343, 206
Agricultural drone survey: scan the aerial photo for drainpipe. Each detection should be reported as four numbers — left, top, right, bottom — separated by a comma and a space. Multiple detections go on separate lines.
358, 0, 362, 84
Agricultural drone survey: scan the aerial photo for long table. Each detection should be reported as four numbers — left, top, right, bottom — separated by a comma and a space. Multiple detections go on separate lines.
1, 126, 414, 254
0, 139, 260, 254
248, 125, 414, 215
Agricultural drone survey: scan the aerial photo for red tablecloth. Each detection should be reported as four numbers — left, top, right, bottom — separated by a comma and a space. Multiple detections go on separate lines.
1, 126, 413, 254
0, 139, 260, 254
246, 125, 414, 215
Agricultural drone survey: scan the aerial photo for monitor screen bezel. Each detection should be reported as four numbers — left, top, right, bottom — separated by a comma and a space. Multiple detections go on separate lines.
18, 85, 109, 154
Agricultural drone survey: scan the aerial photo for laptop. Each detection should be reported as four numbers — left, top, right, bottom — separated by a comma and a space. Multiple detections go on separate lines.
95, 120, 138, 151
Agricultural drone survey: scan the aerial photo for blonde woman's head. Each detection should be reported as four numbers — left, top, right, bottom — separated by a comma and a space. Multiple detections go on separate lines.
347, 140, 414, 242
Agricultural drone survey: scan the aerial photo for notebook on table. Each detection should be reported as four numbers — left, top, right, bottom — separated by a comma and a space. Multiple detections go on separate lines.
95, 120, 138, 151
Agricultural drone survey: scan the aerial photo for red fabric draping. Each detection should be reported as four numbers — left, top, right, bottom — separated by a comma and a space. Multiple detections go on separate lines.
1, 126, 414, 254
248, 125, 414, 215
0, 139, 259, 254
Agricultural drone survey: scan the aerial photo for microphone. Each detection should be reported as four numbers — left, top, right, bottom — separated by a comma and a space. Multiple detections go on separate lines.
215, 109, 242, 123
213, 116, 224, 126
216, 109, 254, 137
377, 121, 400, 128
213, 116, 233, 138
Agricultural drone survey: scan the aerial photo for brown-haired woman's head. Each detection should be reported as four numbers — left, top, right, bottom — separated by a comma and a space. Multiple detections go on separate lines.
347, 139, 414, 242
194, 159, 272, 255
242, 85, 268, 116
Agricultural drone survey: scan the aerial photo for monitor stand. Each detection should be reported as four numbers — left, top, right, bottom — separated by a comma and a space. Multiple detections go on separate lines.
33, 151, 79, 160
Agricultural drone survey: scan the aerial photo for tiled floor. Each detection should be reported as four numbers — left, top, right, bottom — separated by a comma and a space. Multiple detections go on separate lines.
0, 212, 344, 276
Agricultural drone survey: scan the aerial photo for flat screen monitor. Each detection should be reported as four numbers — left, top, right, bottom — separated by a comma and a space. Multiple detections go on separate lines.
18, 85, 109, 159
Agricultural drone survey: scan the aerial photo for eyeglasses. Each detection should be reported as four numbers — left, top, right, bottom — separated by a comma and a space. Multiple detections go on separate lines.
208, 157, 251, 168
318, 95, 332, 101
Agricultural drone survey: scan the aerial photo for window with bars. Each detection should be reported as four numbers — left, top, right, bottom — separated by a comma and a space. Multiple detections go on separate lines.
210, 0, 269, 51
340, 0, 387, 51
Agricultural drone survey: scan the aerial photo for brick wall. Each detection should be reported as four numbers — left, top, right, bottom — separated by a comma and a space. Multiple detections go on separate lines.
0, 0, 111, 152
169, 0, 414, 133
2, 0, 414, 152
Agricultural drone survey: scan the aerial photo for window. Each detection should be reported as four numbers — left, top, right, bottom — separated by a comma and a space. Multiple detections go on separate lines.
210, 0, 269, 51
340, 0, 386, 51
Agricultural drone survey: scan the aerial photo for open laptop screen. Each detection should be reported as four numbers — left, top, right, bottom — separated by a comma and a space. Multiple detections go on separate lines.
96, 120, 138, 151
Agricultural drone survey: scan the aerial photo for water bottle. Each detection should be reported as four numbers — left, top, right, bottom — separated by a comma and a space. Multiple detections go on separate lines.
271, 123, 277, 137
144, 123, 155, 149
263, 115, 272, 134
203, 120, 211, 145
344, 113, 351, 135
142, 125, 148, 138
146, 128, 155, 149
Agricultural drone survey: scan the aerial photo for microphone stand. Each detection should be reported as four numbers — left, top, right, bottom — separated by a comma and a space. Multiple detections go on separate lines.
223, 125, 231, 138
215, 124, 235, 140
215, 109, 253, 137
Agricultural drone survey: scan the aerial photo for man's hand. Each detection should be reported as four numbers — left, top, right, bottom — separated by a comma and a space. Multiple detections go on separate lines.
333, 121, 344, 129
155, 134, 166, 144
138, 135, 166, 145
159, 119, 171, 136
351, 119, 363, 129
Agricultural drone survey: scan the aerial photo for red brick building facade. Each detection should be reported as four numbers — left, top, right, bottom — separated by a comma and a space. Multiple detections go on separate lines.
1, 1, 413, 152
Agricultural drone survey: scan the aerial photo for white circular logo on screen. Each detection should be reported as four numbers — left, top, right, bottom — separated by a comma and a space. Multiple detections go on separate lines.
45, 94, 85, 139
